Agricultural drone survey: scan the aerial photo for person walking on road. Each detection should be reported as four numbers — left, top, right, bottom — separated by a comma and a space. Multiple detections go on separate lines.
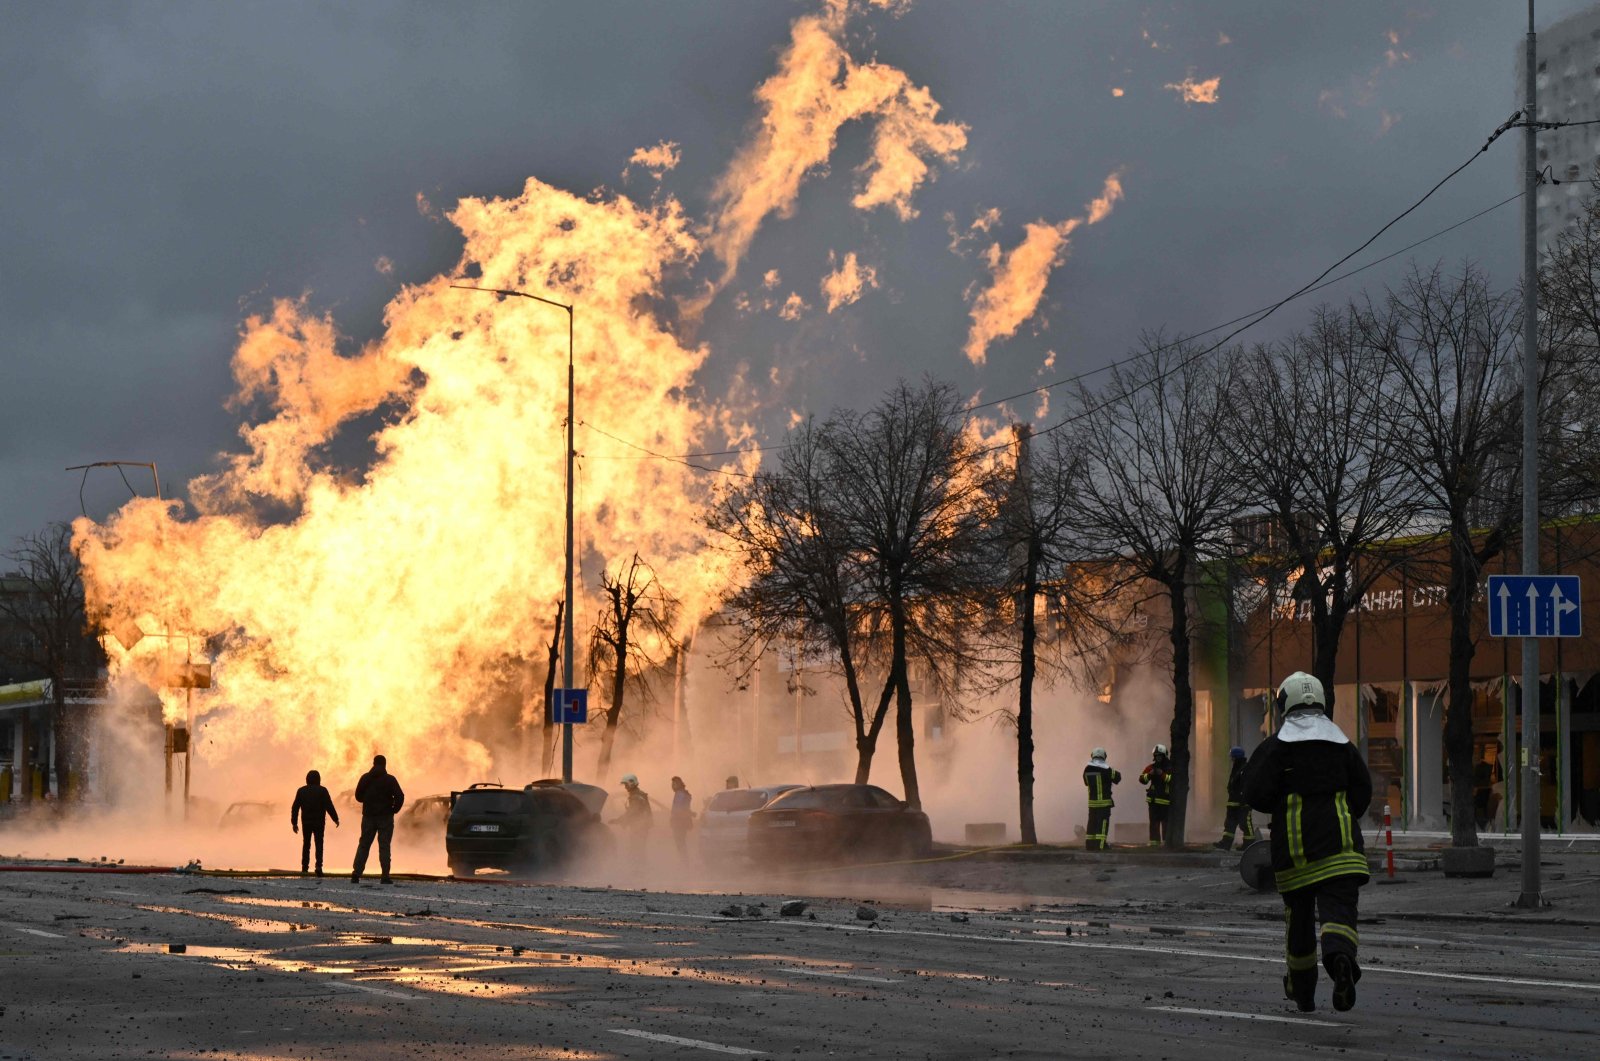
669, 776, 694, 860
1245, 671, 1372, 1013
290, 769, 340, 877
1138, 744, 1172, 846
1214, 746, 1257, 850
1082, 748, 1120, 850
351, 754, 405, 885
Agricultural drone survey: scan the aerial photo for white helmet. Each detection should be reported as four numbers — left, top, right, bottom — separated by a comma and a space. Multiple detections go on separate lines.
1091, 747, 1107, 761
620, 773, 638, 786
1152, 743, 1168, 758
1277, 671, 1326, 713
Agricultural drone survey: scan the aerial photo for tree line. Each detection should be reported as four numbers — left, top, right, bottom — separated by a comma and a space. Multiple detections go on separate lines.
707, 187, 1600, 850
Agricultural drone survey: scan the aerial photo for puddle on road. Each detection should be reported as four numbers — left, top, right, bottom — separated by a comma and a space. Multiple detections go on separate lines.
132, 905, 317, 934
218, 896, 612, 939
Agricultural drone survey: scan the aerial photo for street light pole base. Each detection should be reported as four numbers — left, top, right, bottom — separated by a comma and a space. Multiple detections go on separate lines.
1512, 891, 1547, 909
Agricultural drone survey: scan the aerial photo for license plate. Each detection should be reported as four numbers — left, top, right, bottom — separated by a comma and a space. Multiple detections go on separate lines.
769, 820, 798, 828
469, 823, 501, 833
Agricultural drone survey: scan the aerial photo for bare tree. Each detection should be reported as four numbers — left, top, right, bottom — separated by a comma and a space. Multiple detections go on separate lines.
710, 419, 895, 784
539, 600, 562, 777
589, 554, 681, 777
1538, 170, 1600, 516
819, 380, 993, 809
1070, 338, 1244, 847
714, 382, 991, 807
0, 523, 102, 797
1231, 307, 1422, 704
981, 424, 1111, 844
1364, 264, 1524, 848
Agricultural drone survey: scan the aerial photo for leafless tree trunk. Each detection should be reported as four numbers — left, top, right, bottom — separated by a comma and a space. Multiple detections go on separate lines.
0, 523, 102, 798
590, 554, 680, 778
1070, 337, 1243, 847
539, 600, 562, 777
1365, 265, 1524, 848
1231, 307, 1423, 704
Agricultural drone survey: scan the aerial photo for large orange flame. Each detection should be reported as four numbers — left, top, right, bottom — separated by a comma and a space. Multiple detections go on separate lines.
76, 177, 744, 785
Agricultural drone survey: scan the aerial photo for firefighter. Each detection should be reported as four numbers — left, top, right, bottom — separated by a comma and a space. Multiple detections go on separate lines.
611, 773, 653, 851
1138, 744, 1172, 845
1244, 671, 1372, 1013
1214, 746, 1256, 850
1082, 748, 1120, 850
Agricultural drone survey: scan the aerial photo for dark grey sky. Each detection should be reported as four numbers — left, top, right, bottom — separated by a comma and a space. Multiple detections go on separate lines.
3, 0, 1593, 549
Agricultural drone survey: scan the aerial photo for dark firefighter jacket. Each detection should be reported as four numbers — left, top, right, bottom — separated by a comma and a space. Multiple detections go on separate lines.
291, 784, 340, 831
355, 768, 405, 818
1226, 759, 1248, 808
1243, 721, 1372, 893
1083, 764, 1121, 808
1139, 760, 1172, 805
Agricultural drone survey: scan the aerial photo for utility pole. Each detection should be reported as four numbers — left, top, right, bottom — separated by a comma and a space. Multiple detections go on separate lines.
1517, 0, 1544, 909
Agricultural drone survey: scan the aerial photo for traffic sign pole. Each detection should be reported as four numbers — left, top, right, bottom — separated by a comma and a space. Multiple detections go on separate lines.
1517, 0, 1543, 910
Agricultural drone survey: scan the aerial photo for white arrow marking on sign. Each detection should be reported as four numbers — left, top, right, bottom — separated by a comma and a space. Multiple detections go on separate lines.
1527, 582, 1543, 635
1498, 582, 1511, 634
1552, 582, 1578, 629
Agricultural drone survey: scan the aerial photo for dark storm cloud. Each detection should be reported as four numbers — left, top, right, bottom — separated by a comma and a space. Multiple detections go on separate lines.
2, 0, 1593, 547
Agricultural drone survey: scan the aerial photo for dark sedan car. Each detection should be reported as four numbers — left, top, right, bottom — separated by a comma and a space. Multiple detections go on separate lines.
747, 783, 932, 864
445, 781, 609, 876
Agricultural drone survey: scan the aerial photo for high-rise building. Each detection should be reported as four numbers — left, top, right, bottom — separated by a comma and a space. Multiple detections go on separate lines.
1520, 4, 1600, 251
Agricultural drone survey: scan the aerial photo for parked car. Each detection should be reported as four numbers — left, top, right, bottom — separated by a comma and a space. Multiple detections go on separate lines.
747, 784, 932, 864
445, 781, 609, 876
397, 793, 452, 840
217, 801, 278, 828
698, 784, 804, 860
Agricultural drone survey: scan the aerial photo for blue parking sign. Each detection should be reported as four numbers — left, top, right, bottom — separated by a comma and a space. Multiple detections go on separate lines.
1487, 575, 1582, 638
551, 688, 588, 724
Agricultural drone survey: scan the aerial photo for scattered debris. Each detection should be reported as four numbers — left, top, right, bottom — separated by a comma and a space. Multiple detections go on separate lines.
855, 905, 879, 922
402, 908, 437, 918
717, 904, 746, 918
167, 943, 187, 954
175, 860, 203, 874
948, 913, 970, 923
184, 887, 252, 896
780, 900, 808, 917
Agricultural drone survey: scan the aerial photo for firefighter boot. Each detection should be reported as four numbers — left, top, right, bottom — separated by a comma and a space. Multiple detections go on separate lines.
1328, 954, 1358, 1012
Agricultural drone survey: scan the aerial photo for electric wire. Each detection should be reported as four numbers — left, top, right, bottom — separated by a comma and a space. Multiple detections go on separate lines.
583, 181, 1527, 477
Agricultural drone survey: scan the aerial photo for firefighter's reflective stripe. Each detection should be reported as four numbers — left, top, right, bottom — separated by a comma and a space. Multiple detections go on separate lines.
1284, 907, 1318, 971
1146, 796, 1170, 806
1286, 793, 1305, 867
1335, 791, 1353, 851
1275, 851, 1370, 892
1322, 921, 1359, 948
1087, 772, 1113, 807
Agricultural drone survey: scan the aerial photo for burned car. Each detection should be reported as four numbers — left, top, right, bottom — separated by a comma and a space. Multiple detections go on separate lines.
397, 793, 452, 840
445, 780, 609, 876
747, 783, 932, 864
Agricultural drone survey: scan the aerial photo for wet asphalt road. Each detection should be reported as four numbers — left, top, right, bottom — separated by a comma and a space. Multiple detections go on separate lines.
1, 868, 1597, 1060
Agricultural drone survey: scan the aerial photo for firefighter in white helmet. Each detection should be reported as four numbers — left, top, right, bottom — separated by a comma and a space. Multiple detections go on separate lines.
1082, 747, 1120, 850
1244, 670, 1372, 1013
1138, 743, 1173, 845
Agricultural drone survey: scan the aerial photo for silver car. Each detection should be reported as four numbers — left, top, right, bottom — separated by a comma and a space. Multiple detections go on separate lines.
697, 784, 803, 861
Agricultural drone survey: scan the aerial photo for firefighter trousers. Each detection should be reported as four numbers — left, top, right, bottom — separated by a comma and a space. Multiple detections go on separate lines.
1146, 802, 1168, 844
1217, 804, 1256, 849
1085, 806, 1111, 850
1281, 874, 1362, 999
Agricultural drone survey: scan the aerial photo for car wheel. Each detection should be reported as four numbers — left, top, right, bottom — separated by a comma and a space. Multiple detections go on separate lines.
448, 860, 472, 878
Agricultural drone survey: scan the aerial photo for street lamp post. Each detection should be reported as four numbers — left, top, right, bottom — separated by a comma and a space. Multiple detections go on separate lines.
452, 284, 578, 783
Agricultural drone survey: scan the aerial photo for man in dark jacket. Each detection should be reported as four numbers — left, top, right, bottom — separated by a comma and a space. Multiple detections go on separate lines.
351, 754, 405, 885
290, 769, 340, 877
1138, 744, 1172, 845
1082, 748, 1120, 850
1214, 746, 1256, 850
1245, 671, 1372, 1013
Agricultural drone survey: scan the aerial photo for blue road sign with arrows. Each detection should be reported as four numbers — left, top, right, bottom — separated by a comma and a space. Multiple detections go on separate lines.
1487, 575, 1582, 638
551, 688, 588, 724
